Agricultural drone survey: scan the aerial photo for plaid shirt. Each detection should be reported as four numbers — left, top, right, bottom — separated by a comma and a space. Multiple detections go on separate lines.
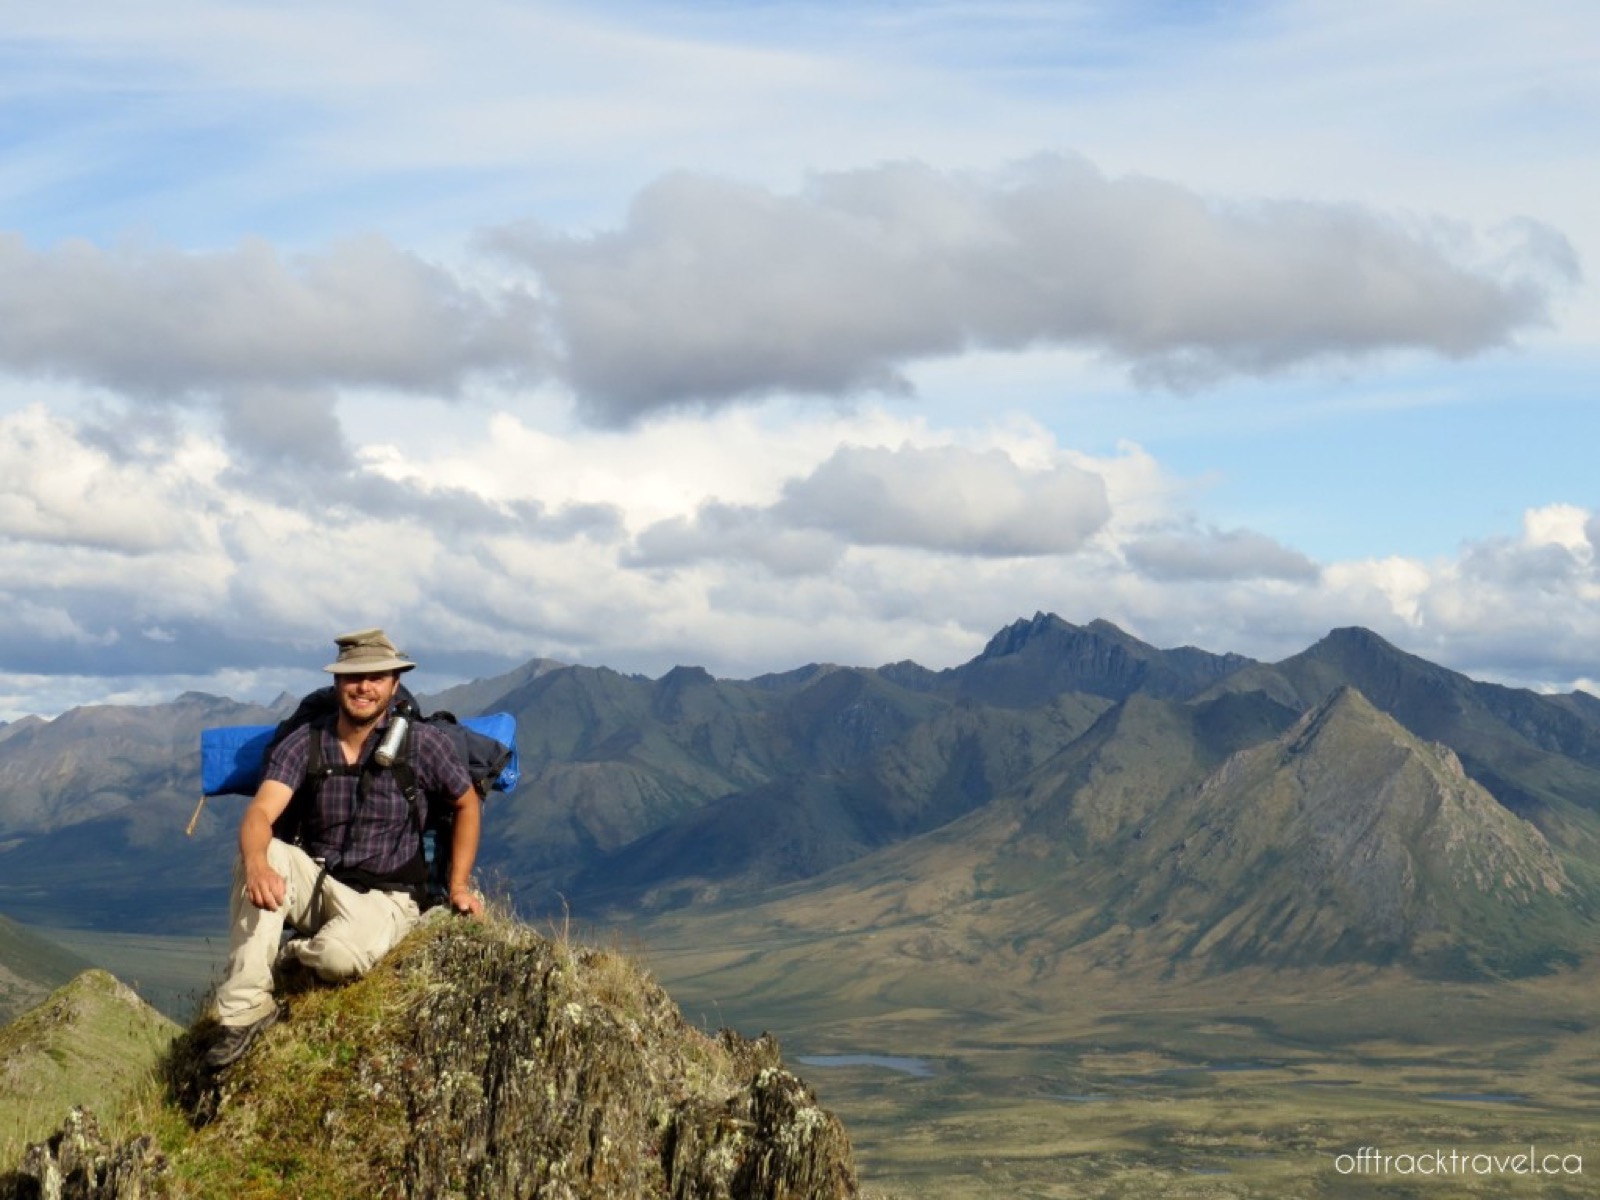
264, 717, 473, 877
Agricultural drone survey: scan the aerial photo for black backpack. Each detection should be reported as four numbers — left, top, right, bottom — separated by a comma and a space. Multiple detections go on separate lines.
265, 684, 513, 907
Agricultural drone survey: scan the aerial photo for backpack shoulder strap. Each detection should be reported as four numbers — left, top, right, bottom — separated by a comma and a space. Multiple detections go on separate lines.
274, 721, 346, 844
382, 721, 426, 829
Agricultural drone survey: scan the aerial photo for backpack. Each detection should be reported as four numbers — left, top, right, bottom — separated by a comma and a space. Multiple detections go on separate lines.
198, 687, 519, 908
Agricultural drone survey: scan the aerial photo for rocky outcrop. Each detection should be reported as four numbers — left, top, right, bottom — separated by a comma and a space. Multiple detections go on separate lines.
3, 1107, 164, 1200
3, 917, 858, 1199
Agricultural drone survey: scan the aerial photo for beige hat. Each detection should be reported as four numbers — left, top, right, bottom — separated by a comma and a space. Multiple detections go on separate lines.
323, 628, 416, 675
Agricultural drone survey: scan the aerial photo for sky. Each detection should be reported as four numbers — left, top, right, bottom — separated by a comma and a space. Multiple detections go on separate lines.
1, 0, 1597, 719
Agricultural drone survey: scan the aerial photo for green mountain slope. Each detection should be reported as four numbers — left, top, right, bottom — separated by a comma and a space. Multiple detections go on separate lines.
0, 969, 178, 1166
1076, 687, 1578, 977
570, 690, 1111, 911
635, 684, 1592, 1017
0, 914, 92, 1026
1209, 627, 1600, 878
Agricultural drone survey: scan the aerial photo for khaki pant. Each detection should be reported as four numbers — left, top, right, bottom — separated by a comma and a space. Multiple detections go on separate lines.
212, 838, 420, 1027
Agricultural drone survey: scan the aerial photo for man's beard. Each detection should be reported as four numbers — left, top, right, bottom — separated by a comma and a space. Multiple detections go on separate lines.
339, 693, 390, 732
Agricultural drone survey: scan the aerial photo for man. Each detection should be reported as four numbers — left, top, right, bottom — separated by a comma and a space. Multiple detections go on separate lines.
207, 628, 484, 1069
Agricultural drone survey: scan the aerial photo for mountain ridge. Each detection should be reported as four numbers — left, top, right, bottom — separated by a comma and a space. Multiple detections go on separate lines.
2, 615, 1598, 984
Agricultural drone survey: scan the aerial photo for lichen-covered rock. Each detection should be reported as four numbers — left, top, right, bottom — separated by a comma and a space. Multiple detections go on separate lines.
383, 919, 858, 1199
1, 1107, 164, 1200
661, 1065, 857, 1200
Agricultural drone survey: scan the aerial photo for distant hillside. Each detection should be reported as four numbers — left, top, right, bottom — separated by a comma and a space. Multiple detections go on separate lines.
0, 913, 92, 1026
1209, 626, 1600, 857
2, 614, 1598, 984
1, 916, 858, 1199
1036, 687, 1577, 978
0, 691, 287, 932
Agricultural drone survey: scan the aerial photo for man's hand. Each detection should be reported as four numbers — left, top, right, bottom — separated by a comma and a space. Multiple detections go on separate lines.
244, 857, 288, 912
238, 780, 294, 912
447, 786, 483, 918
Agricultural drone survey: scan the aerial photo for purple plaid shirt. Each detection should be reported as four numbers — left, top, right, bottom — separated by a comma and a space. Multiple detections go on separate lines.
264, 718, 472, 877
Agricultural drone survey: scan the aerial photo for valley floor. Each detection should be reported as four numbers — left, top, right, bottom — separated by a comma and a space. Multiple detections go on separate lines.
629, 915, 1600, 1200
22, 917, 1600, 1199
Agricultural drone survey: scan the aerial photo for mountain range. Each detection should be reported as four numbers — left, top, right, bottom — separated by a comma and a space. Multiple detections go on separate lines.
1, 614, 1597, 982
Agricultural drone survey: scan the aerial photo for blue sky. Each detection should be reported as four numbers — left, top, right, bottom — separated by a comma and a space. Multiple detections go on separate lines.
0, 0, 1596, 718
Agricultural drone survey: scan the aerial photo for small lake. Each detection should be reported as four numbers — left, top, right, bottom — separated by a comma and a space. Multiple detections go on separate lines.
796, 1054, 936, 1077
1122, 1060, 1286, 1082
1424, 1092, 1530, 1106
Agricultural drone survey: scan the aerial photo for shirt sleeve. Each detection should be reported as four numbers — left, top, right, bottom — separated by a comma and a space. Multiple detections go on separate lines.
413, 724, 475, 798
262, 724, 312, 788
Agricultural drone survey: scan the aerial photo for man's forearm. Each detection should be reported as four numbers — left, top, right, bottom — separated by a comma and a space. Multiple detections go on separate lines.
239, 805, 275, 864
449, 793, 482, 895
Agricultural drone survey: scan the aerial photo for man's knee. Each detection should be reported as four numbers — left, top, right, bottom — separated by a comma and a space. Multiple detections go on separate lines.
295, 898, 415, 981
295, 929, 377, 981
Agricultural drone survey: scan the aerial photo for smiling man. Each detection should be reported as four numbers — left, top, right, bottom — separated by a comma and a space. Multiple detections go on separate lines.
207, 628, 483, 1069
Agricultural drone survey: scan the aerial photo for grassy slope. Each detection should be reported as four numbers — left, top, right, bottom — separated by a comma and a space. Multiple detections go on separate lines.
33, 927, 224, 1023
0, 969, 179, 1168
0, 913, 93, 1026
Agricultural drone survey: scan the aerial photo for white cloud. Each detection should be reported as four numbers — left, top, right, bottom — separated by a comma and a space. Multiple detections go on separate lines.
1124, 526, 1320, 583
1321, 557, 1434, 629
488, 156, 1574, 423
0, 405, 202, 553
776, 443, 1109, 556
5, 378, 1600, 715
629, 505, 844, 577
1521, 502, 1593, 558
0, 234, 545, 396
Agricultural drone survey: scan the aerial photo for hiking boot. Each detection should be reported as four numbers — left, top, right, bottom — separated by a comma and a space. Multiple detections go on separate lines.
205, 1006, 279, 1069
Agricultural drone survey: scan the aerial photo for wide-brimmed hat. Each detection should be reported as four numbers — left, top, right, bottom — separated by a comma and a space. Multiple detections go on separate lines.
323, 628, 416, 675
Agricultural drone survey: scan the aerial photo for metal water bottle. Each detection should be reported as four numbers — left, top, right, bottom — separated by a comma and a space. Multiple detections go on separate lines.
374, 701, 413, 766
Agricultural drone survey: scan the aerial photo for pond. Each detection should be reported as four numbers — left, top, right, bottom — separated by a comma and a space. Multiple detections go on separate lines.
796, 1054, 936, 1077
1423, 1092, 1530, 1105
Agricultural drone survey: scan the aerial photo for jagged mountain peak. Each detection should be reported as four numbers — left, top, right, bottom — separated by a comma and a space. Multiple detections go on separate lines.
979, 612, 1136, 659
658, 664, 716, 686
1315, 625, 1406, 653
958, 612, 1250, 705
1283, 681, 1381, 744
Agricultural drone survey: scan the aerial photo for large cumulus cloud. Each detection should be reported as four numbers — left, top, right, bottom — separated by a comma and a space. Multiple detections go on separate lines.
777, 444, 1110, 556
0, 157, 1574, 431
628, 443, 1111, 571
489, 155, 1577, 424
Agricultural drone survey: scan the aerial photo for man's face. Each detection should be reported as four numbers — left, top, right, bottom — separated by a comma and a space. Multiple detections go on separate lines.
334, 670, 399, 728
